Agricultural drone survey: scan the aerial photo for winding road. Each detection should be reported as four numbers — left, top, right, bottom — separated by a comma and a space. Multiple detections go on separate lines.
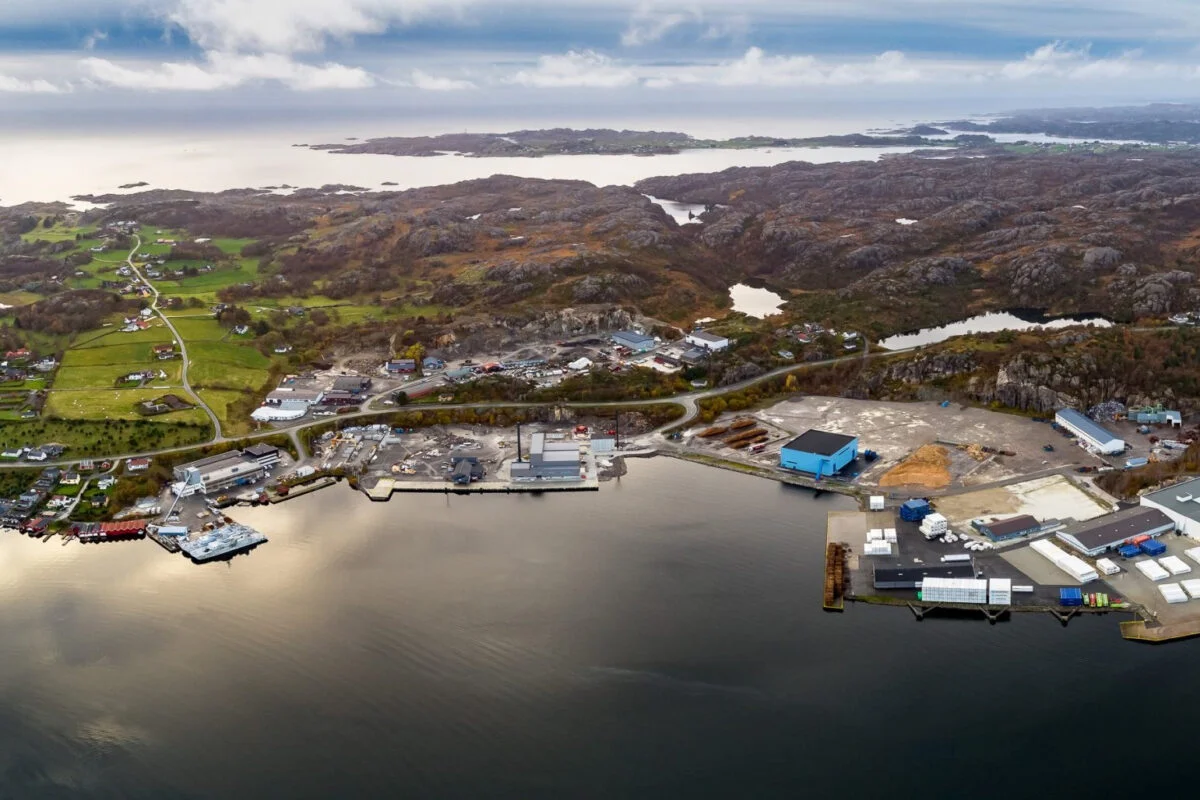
2, 331, 913, 469
124, 235, 224, 439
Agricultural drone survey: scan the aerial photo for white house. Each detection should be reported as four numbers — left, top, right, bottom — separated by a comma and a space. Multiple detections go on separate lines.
684, 330, 730, 352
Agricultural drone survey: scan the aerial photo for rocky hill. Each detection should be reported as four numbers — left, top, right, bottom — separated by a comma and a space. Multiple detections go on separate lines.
31, 150, 1200, 336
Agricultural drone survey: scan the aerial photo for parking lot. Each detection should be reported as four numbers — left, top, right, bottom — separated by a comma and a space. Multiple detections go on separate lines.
1098, 532, 1200, 623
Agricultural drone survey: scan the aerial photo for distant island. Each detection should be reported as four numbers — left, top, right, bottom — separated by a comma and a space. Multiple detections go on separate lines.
118, 181, 149, 189
305, 128, 968, 158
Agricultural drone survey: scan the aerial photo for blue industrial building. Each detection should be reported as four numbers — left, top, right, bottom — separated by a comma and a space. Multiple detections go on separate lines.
779, 430, 858, 478
972, 514, 1043, 542
611, 331, 656, 352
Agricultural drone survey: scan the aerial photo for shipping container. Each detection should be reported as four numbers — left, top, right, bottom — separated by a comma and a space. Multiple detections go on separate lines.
869, 495, 886, 511
867, 528, 884, 542
1095, 558, 1121, 575
1160, 555, 1192, 576
1012, 585, 1035, 593
900, 499, 931, 522
1118, 544, 1141, 559
940, 554, 972, 563
1184, 546, 1200, 566
1060, 587, 1084, 607
1031, 539, 1099, 583
863, 541, 893, 556
1158, 583, 1188, 604
922, 577, 988, 604
1181, 579, 1200, 600
1131, 534, 1152, 545
988, 578, 1012, 606
1140, 539, 1167, 557
1135, 560, 1171, 581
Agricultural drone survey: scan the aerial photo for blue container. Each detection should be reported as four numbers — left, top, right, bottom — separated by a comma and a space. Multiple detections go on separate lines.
1140, 539, 1167, 556
1118, 544, 1141, 559
900, 499, 931, 522
1060, 587, 1084, 607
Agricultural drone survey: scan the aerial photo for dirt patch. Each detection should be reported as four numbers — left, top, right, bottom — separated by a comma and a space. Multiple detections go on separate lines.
879, 444, 952, 489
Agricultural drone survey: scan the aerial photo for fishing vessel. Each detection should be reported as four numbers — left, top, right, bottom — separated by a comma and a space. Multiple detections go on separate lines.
179, 522, 267, 562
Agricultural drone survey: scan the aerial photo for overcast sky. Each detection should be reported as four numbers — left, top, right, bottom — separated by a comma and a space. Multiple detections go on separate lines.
1, 1, 1199, 125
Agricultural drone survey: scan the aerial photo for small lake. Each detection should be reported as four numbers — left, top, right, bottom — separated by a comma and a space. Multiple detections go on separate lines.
729, 283, 787, 317
878, 310, 1113, 349
644, 195, 706, 225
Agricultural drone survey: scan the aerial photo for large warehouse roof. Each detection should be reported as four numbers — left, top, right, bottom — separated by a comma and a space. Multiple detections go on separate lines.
782, 429, 857, 456
1142, 478, 1200, 522
1056, 507, 1173, 552
1055, 408, 1121, 448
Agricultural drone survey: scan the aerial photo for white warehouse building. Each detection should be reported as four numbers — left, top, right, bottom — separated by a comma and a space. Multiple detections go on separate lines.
684, 330, 729, 352
1141, 477, 1200, 539
1054, 408, 1125, 455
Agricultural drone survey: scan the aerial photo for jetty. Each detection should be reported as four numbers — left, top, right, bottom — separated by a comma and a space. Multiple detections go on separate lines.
362, 475, 599, 500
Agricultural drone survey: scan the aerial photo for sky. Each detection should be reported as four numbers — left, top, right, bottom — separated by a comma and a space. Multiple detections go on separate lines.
1, 1, 1200, 127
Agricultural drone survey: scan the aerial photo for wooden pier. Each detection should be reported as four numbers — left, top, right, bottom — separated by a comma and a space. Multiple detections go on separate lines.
362, 475, 599, 500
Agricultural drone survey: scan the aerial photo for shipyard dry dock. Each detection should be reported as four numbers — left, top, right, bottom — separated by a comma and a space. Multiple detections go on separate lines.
362, 447, 600, 499
822, 507, 1161, 635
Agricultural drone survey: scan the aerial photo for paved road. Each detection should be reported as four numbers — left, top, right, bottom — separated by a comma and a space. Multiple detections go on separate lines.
124, 235, 224, 439
2, 339, 913, 470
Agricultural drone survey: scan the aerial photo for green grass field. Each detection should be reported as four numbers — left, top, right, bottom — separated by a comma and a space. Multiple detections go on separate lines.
197, 388, 256, 436
0, 417, 212, 458
60, 342, 170, 367
44, 387, 209, 422
52, 362, 182, 391
167, 317, 227, 341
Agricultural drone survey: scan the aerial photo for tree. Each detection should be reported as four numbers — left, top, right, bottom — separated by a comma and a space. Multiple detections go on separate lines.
784, 373, 799, 392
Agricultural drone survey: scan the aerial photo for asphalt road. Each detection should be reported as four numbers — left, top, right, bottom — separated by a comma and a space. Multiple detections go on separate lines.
2, 338, 913, 470
124, 236, 225, 439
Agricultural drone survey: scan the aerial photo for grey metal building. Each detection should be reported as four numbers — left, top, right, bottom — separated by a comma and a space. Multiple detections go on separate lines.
1055, 507, 1175, 557
510, 433, 582, 481
873, 563, 976, 589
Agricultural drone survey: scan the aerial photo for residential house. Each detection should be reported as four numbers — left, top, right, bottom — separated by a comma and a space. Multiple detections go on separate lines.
153, 344, 176, 359
5, 348, 31, 361
60, 471, 81, 486
97, 476, 117, 490
126, 458, 151, 472
386, 359, 417, 374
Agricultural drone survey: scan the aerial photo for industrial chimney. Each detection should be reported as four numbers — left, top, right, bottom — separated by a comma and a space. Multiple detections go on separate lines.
516, 423, 523, 462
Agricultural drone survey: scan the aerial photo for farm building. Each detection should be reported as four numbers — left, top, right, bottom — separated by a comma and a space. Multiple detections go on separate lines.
1054, 408, 1125, 455
1055, 507, 1175, 557
779, 430, 858, 478
1141, 478, 1200, 539
972, 514, 1043, 542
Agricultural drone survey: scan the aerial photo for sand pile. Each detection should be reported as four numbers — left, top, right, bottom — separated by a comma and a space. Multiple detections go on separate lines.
879, 444, 952, 489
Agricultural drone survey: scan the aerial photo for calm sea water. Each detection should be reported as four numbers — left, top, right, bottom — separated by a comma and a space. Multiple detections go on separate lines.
0, 457, 1193, 798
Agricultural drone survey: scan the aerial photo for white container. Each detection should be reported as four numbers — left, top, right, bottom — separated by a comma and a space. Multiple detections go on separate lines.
1158, 583, 1188, 604
1181, 579, 1200, 600
884, 528, 897, 541
941, 554, 972, 563
1030, 539, 1099, 584
922, 577, 988, 604
1095, 558, 1120, 576
867, 529, 884, 542
1135, 560, 1171, 582
869, 495, 885, 511
1012, 585, 1035, 593
863, 541, 893, 556
988, 578, 1012, 606
1160, 556, 1192, 576
1184, 546, 1200, 566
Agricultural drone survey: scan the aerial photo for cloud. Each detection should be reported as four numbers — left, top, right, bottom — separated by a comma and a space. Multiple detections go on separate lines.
1000, 41, 1138, 80
83, 30, 108, 51
620, 4, 693, 47
711, 47, 923, 87
164, 0, 454, 55
508, 50, 637, 88
408, 68, 475, 91
0, 73, 63, 93
81, 52, 374, 91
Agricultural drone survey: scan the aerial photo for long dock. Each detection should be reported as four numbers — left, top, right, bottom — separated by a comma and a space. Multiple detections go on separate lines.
1120, 618, 1200, 643
268, 475, 339, 503
362, 476, 599, 500
667, 451, 860, 497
